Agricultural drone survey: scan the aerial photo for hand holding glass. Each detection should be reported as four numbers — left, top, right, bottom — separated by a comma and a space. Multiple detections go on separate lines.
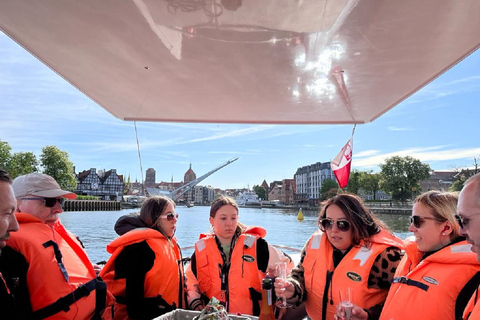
275, 262, 291, 308
338, 287, 353, 320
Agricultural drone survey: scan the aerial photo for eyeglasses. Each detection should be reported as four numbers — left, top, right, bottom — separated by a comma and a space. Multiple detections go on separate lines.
455, 213, 480, 229
319, 218, 351, 232
20, 197, 65, 208
159, 213, 179, 222
410, 215, 445, 229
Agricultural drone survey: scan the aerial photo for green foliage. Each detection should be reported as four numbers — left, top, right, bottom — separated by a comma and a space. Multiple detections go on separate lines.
359, 171, 381, 200
380, 156, 431, 201
0, 141, 39, 178
345, 170, 361, 194
124, 174, 131, 194
320, 178, 339, 201
253, 185, 267, 200
0, 140, 13, 171
9, 152, 38, 178
40, 146, 77, 191
449, 180, 464, 192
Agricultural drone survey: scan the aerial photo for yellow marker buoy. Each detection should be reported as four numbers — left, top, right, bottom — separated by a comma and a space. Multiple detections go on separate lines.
297, 208, 304, 221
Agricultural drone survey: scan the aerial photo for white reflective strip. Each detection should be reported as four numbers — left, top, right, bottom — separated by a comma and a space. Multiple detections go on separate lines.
196, 239, 206, 252
353, 246, 373, 267
451, 244, 472, 253
244, 235, 255, 248
311, 234, 321, 249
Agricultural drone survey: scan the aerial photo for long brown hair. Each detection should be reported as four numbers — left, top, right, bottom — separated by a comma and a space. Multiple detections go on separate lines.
139, 196, 175, 233
319, 193, 389, 247
210, 195, 246, 234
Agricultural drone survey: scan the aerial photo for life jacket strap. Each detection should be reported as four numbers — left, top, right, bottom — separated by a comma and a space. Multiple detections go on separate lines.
32, 277, 107, 320
249, 287, 262, 316
43, 240, 69, 282
114, 294, 176, 312
392, 276, 429, 291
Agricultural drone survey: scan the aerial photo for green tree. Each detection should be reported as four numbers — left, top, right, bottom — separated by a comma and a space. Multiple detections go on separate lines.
345, 170, 361, 194
0, 140, 12, 171
380, 156, 431, 201
359, 171, 381, 200
253, 185, 267, 201
40, 146, 77, 190
320, 178, 339, 201
10, 152, 38, 178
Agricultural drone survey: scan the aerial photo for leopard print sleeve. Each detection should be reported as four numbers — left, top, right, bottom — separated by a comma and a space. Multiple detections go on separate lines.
368, 246, 403, 290
285, 240, 309, 307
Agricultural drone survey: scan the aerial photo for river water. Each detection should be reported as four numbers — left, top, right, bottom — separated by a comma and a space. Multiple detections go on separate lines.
60, 206, 413, 264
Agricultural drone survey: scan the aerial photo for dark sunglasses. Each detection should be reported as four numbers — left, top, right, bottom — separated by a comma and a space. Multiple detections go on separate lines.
455, 213, 480, 229
319, 218, 351, 232
160, 213, 179, 222
20, 197, 65, 208
410, 215, 444, 229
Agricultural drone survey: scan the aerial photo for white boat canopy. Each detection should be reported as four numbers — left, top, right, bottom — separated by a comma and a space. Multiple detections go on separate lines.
0, 0, 479, 124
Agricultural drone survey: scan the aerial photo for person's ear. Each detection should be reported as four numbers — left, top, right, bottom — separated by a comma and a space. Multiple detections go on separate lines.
441, 222, 452, 236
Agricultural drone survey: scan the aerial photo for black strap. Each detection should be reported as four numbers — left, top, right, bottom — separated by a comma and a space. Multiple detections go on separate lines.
32, 277, 106, 320
43, 240, 69, 282
249, 287, 262, 316
114, 294, 175, 312
456, 272, 480, 320
392, 276, 429, 291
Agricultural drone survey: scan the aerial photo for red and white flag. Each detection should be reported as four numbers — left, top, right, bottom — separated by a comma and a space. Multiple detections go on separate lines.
331, 137, 353, 189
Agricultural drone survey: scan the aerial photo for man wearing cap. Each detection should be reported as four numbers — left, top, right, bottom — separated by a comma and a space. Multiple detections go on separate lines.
458, 173, 480, 320
0, 173, 109, 320
0, 169, 20, 319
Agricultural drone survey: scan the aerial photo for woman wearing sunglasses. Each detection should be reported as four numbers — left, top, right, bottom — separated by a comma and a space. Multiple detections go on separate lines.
185, 195, 292, 316
275, 193, 403, 320
100, 196, 185, 320
379, 191, 480, 320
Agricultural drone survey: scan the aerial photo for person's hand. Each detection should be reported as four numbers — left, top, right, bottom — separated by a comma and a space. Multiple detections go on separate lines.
334, 303, 368, 320
194, 305, 204, 311
92, 264, 102, 276
274, 278, 294, 299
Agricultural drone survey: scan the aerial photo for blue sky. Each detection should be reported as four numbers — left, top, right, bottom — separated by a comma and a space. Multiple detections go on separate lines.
1, 32, 479, 190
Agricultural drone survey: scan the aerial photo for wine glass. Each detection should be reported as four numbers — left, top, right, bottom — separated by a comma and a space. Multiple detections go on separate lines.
338, 287, 353, 320
275, 261, 291, 308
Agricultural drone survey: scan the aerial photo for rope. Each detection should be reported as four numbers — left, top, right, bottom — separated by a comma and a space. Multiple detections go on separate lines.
134, 121, 146, 196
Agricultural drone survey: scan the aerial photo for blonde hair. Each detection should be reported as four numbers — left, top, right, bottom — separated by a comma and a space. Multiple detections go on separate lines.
414, 191, 459, 240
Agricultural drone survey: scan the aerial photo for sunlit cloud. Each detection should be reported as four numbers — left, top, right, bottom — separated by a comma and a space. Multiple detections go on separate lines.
356, 150, 380, 157
388, 126, 414, 131
354, 147, 480, 168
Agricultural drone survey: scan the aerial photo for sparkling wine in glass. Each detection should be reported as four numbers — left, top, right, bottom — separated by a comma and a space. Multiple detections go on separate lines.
339, 287, 353, 320
275, 261, 291, 308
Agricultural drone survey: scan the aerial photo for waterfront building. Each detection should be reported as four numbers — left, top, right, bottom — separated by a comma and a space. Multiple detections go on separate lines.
294, 162, 334, 205
281, 179, 296, 205
261, 180, 269, 198
420, 170, 456, 192
76, 168, 124, 200
184, 164, 197, 204
268, 184, 282, 201
145, 168, 156, 187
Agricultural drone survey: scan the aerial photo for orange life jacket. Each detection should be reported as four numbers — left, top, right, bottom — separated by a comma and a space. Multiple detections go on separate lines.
6, 212, 106, 320
380, 239, 480, 320
194, 226, 266, 315
464, 287, 480, 320
100, 228, 185, 320
303, 229, 403, 320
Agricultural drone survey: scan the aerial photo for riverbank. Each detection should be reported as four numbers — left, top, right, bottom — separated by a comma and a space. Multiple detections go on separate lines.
63, 200, 121, 211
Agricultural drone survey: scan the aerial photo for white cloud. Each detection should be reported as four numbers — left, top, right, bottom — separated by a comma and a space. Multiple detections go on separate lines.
354, 147, 480, 168
388, 126, 414, 131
